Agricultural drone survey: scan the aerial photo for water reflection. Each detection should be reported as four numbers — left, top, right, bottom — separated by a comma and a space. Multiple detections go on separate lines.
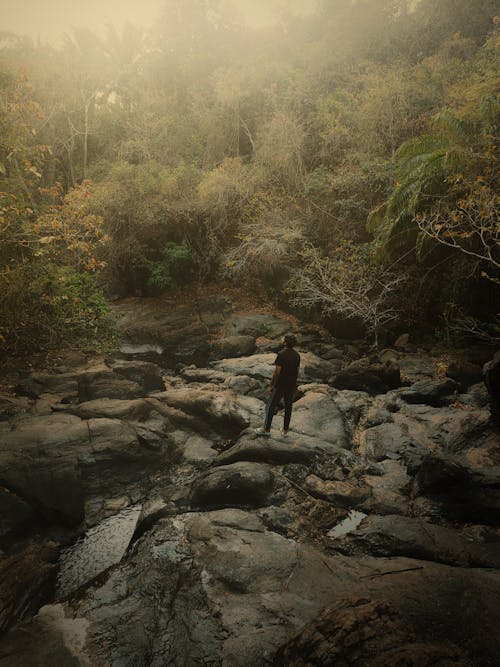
56, 505, 141, 599
327, 510, 367, 539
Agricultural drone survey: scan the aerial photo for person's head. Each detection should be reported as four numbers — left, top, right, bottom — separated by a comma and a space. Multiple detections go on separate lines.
282, 333, 297, 348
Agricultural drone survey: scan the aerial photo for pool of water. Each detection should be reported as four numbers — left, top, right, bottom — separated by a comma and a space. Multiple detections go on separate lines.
327, 510, 367, 539
55, 505, 141, 599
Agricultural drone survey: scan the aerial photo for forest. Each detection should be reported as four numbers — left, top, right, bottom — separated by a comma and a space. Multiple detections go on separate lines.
1, 0, 499, 355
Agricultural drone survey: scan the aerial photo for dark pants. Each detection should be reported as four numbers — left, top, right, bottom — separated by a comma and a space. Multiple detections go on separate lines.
264, 385, 295, 431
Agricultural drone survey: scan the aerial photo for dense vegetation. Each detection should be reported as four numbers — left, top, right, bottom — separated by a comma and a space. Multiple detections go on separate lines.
1, 0, 499, 354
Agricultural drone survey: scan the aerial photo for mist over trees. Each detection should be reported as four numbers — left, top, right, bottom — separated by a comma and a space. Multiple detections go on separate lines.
1, 0, 499, 353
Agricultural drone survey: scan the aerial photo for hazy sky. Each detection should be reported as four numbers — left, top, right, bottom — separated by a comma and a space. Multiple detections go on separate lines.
0, 0, 320, 43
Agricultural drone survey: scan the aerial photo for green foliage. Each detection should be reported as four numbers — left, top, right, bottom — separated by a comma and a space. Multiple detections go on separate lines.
0, 262, 114, 354
0, 3, 498, 351
371, 99, 499, 260
148, 243, 194, 292
304, 166, 329, 198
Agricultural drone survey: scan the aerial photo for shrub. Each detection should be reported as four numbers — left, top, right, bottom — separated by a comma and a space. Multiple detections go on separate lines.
148, 243, 194, 292
0, 261, 114, 355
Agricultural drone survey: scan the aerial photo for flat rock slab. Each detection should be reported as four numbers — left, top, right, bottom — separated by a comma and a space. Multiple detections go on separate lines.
190, 461, 274, 508
330, 514, 500, 568
69, 398, 155, 421
56, 505, 141, 599
215, 431, 345, 467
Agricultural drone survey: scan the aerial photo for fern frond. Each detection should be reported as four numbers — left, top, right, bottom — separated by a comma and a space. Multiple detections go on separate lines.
366, 201, 387, 233
433, 110, 472, 146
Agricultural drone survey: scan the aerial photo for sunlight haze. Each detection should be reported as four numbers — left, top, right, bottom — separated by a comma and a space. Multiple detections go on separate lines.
0, 0, 320, 43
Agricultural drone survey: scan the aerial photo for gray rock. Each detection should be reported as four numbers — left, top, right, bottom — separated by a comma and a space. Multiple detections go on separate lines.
69, 397, 157, 421
77, 369, 144, 402
112, 294, 233, 367
303, 358, 341, 382
182, 434, 218, 463
213, 430, 342, 467
415, 453, 500, 523
258, 506, 296, 535
154, 387, 252, 436
0, 395, 31, 421
446, 360, 484, 389
398, 354, 436, 381
226, 314, 291, 338
223, 374, 261, 395
275, 597, 471, 666
304, 475, 371, 507
320, 346, 344, 361
399, 377, 460, 407
106, 359, 165, 393
291, 392, 349, 447
0, 412, 170, 526
0, 487, 33, 536
212, 351, 331, 384
190, 462, 274, 508
212, 335, 256, 359
180, 367, 229, 384
331, 514, 500, 568
15, 372, 79, 401
361, 422, 427, 469
332, 357, 401, 395
484, 350, 500, 425
397, 402, 491, 453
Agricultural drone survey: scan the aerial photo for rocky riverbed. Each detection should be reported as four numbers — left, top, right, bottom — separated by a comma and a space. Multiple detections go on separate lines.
1, 298, 499, 666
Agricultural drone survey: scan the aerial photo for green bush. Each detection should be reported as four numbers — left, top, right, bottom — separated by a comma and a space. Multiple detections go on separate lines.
0, 261, 114, 355
148, 243, 194, 292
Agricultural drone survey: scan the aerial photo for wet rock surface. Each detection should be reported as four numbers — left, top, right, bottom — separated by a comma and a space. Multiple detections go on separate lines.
1, 307, 499, 665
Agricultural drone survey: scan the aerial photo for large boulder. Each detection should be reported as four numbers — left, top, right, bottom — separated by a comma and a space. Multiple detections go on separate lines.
225, 314, 291, 338
112, 294, 233, 366
190, 462, 274, 508
154, 387, 255, 436
3, 513, 500, 666
106, 359, 165, 393
446, 360, 484, 390
291, 392, 349, 447
0, 411, 171, 526
0, 486, 33, 536
15, 360, 165, 403
398, 378, 460, 407
0, 542, 60, 635
213, 430, 344, 467
332, 357, 401, 395
275, 597, 471, 666
211, 335, 256, 360
361, 422, 427, 470
484, 350, 500, 425
330, 514, 500, 568
415, 453, 500, 523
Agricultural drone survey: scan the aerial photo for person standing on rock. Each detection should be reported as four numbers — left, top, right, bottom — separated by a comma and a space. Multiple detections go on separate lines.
256, 333, 300, 437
